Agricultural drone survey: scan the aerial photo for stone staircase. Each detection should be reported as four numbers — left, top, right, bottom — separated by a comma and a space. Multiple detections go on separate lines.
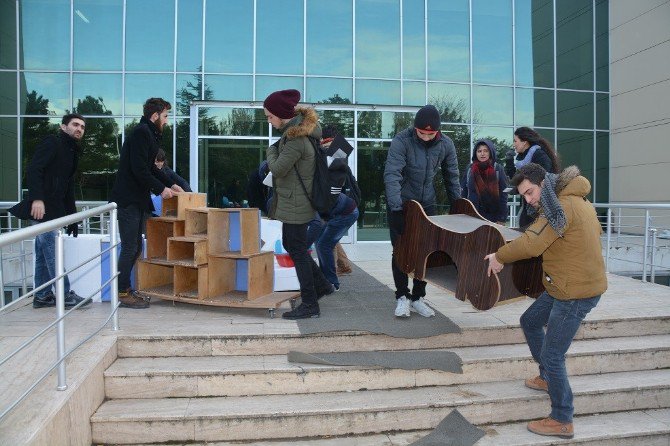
91, 316, 670, 445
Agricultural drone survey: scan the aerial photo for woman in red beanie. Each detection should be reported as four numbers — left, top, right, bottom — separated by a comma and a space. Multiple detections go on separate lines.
264, 89, 334, 319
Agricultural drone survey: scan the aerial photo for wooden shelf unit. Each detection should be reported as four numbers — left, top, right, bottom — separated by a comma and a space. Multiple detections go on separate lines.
174, 264, 209, 299
185, 207, 210, 237
167, 236, 208, 266
162, 193, 207, 219
146, 217, 185, 259
208, 251, 274, 300
208, 208, 261, 256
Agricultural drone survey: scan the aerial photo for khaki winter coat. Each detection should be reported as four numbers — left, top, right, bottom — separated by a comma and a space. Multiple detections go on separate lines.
266, 107, 321, 224
495, 167, 608, 300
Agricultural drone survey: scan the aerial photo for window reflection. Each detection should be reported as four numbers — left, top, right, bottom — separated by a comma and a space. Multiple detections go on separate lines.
177, 0, 203, 72
356, 141, 390, 241
21, 73, 70, 116
558, 130, 594, 199
0, 117, 18, 201
595, 0, 609, 91
317, 110, 355, 138
176, 73, 204, 116
356, 0, 400, 78
198, 107, 266, 137
256, 76, 302, 103
205, 1, 253, 73
125, 74, 173, 116
257, 0, 302, 75
472, 0, 513, 85
596, 93, 608, 130
557, 91, 593, 129
74, 0, 122, 71
356, 80, 400, 106
557, 0, 593, 90
515, 88, 554, 128
358, 111, 411, 139
515, 0, 554, 88
307, 0, 352, 76
175, 117, 190, 184
595, 131, 608, 203
1, 0, 17, 69
403, 0, 426, 80
404, 82, 426, 106
0, 72, 17, 114
73, 74, 122, 115
473, 86, 513, 125
125, 0, 174, 71
205, 74, 253, 101
443, 124, 472, 182
428, 83, 469, 124
428, 0, 469, 82
75, 117, 121, 200
306, 78, 352, 104
20, 0, 69, 70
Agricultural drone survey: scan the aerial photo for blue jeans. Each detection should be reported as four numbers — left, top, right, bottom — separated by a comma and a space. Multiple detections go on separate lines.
315, 209, 358, 288
520, 291, 600, 423
34, 229, 71, 298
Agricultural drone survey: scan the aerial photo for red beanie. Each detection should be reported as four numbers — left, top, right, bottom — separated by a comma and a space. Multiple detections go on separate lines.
263, 89, 301, 119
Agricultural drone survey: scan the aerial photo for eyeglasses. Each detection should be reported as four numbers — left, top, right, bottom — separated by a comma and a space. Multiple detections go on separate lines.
415, 127, 438, 136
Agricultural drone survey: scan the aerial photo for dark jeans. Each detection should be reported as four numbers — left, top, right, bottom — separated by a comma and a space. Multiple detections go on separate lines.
282, 222, 330, 307
314, 209, 359, 288
520, 291, 601, 423
117, 203, 147, 291
34, 228, 71, 298
388, 204, 435, 301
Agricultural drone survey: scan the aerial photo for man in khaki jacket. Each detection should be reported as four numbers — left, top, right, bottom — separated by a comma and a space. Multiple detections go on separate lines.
485, 163, 607, 439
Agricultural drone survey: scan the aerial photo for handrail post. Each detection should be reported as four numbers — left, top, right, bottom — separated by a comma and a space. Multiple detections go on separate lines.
616, 209, 621, 247
605, 208, 612, 273
20, 240, 28, 297
110, 208, 119, 331
55, 229, 68, 391
642, 210, 650, 282
0, 249, 5, 307
650, 228, 657, 284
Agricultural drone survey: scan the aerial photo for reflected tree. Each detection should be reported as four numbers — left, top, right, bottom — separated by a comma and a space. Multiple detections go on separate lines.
21, 91, 58, 182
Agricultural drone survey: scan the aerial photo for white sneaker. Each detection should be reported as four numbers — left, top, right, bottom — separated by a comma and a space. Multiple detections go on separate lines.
394, 296, 411, 317
410, 297, 435, 317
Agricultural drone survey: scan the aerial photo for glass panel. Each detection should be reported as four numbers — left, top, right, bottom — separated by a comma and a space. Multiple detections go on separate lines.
74, 0, 122, 70
175, 73, 203, 116
307, 0, 352, 76
356, 140, 390, 241
515, 88, 554, 128
317, 110, 355, 138
472, 126, 514, 167
595, 0, 609, 91
595, 131, 608, 203
443, 124, 472, 181
199, 107, 267, 138
427, 0, 469, 82
21, 73, 70, 116
428, 83, 469, 124
355, 80, 400, 105
73, 74, 122, 115
205, 1, 253, 73
306, 78, 353, 104
403, 82, 426, 106
557, 130, 594, 200
403, 0, 425, 80
124, 74, 174, 116
21, 117, 60, 185
255, 76, 303, 102
557, 91, 593, 129
472, 0, 513, 85
125, 0, 174, 71
556, 0, 593, 90
0, 71, 16, 114
596, 93, 608, 130
358, 111, 413, 139
0, 117, 18, 201
20, 0, 69, 70
175, 117, 190, 185
76, 117, 122, 201
473, 86, 513, 125
355, 0, 400, 78
177, 0, 203, 72
206, 74, 253, 101
257, 0, 303, 75
198, 138, 269, 207
0, 0, 17, 69
515, 0, 554, 88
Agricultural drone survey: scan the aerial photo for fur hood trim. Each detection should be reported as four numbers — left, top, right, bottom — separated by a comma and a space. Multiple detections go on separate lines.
285, 106, 320, 139
555, 165, 581, 193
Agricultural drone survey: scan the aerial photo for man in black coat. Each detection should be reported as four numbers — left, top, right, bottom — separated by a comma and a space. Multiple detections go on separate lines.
10, 113, 89, 309
110, 98, 183, 309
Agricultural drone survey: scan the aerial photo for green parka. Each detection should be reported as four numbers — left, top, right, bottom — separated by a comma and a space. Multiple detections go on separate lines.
266, 106, 321, 224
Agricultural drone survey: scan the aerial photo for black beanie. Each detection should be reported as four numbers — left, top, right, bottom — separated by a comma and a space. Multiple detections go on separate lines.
414, 105, 440, 132
263, 89, 301, 119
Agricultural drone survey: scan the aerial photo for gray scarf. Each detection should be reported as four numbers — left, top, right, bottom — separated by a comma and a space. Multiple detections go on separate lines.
526, 172, 567, 236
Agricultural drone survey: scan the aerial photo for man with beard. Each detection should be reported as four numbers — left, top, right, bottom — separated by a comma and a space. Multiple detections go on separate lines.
10, 114, 90, 309
110, 98, 183, 309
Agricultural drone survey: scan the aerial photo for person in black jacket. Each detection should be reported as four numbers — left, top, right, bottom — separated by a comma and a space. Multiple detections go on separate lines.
10, 114, 90, 309
505, 127, 560, 228
110, 98, 183, 309
154, 149, 191, 192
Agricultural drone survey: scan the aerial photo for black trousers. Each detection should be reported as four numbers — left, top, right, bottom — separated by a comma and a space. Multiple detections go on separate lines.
388, 204, 435, 301
282, 222, 330, 306
117, 203, 147, 291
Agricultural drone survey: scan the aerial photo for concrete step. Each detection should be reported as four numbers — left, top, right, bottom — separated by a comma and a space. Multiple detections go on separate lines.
119, 408, 670, 445
91, 369, 670, 444
104, 334, 670, 399
116, 316, 670, 358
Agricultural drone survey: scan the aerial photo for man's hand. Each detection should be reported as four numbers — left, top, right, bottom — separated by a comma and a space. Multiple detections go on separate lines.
30, 200, 45, 220
160, 187, 175, 199
484, 253, 504, 277
171, 184, 184, 193
66, 223, 78, 237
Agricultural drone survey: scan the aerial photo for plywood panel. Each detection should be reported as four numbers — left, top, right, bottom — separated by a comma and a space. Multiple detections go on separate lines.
185, 207, 210, 236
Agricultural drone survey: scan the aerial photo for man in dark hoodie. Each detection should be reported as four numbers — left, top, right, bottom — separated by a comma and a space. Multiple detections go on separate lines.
11, 114, 89, 309
110, 98, 183, 309
384, 105, 461, 319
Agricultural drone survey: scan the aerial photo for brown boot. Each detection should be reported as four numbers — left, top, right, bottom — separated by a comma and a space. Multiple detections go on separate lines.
119, 289, 150, 309
527, 417, 574, 438
525, 375, 548, 392
335, 244, 352, 275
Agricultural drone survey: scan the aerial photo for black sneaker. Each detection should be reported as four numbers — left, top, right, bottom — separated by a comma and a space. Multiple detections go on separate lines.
33, 293, 56, 308
316, 283, 335, 299
64, 291, 91, 309
282, 303, 320, 319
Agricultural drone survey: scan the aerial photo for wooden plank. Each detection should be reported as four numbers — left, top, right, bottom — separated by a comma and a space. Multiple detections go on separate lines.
143, 289, 299, 309
208, 256, 235, 297
167, 238, 208, 265
162, 193, 207, 220
185, 207, 210, 236
247, 251, 274, 299
239, 209, 261, 255
207, 209, 231, 255
174, 265, 208, 299
137, 261, 173, 292
146, 218, 185, 259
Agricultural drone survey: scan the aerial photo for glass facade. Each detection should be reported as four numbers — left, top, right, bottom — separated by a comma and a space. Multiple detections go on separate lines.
0, 0, 609, 242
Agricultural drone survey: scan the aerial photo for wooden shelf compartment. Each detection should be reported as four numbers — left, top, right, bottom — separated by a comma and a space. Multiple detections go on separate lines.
146, 217, 185, 259
174, 264, 209, 299
137, 260, 174, 295
208, 251, 273, 300
185, 207, 210, 237
208, 208, 261, 256
161, 192, 207, 219
167, 236, 207, 266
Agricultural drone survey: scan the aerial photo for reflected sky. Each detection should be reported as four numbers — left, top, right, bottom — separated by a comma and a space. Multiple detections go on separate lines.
255, 76, 302, 103
356, 0, 400, 78
205, 1, 253, 73
73, 73, 122, 115
515, 88, 554, 128
428, 83, 470, 123
257, 0, 303, 75
403, 0, 426, 80
515, 0, 554, 88
177, 0, 203, 72
22, 72, 70, 115
306, 78, 352, 104
473, 86, 513, 125
74, 0, 122, 71
472, 0, 513, 85
307, 0, 353, 76
20, 0, 70, 70
125, 74, 174, 116
428, 0, 469, 83
403, 82, 426, 106
205, 75, 253, 102
125, 0, 174, 72
356, 80, 400, 106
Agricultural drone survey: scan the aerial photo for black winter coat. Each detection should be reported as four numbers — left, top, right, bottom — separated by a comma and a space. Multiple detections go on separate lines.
110, 117, 174, 212
10, 131, 79, 221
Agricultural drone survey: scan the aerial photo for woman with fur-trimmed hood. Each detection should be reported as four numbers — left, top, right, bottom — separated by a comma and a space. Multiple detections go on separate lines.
264, 89, 333, 320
